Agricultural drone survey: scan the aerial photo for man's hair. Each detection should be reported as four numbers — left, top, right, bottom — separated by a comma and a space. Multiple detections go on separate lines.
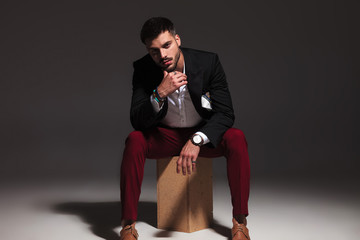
140, 17, 176, 44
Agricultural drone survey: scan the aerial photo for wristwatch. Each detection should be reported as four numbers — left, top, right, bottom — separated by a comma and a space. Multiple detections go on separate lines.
190, 134, 204, 147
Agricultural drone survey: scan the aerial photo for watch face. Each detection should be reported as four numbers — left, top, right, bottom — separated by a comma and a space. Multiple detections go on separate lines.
193, 135, 202, 144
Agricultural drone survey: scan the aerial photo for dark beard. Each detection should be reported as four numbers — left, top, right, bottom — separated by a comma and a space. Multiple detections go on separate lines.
163, 49, 181, 72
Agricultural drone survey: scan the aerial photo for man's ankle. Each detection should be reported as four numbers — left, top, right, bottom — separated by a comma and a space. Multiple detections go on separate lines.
121, 219, 135, 227
234, 215, 247, 225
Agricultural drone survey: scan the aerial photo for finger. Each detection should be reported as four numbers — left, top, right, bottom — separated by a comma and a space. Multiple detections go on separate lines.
174, 77, 187, 87
177, 156, 182, 174
163, 70, 169, 77
174, 81, 188, 89
187, 157, 192, 175
179, 80, 188, 86
173, 73, 187, 80
182, 156, 187, 175
177, 76, 187, 83
192, 160, 196, 172
177, 75, 187, 82
170, 74, 185, 83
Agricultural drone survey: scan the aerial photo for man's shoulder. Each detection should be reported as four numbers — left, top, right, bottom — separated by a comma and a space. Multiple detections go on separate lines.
181, 47, 219, 70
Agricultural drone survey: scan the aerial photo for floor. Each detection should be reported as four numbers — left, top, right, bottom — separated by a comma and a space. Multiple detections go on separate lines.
0, 175, 359, 240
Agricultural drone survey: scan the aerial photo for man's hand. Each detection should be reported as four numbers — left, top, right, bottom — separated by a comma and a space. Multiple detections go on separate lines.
157, 71, 187, 98
177, 140, 200, 175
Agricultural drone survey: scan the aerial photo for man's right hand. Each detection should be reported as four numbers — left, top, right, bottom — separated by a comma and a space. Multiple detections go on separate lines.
157, 71, 188, 98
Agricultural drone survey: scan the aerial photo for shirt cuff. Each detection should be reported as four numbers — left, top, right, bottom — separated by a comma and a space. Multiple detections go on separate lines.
195, 131, 210, 145
150, 94, 164, 112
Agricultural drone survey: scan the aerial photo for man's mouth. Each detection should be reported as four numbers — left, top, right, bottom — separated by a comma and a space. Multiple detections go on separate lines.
162, 59, 172, 66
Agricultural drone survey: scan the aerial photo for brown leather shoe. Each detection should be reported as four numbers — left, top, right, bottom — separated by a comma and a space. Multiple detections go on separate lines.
232, 218, 250, 240
120, 222, 138, 240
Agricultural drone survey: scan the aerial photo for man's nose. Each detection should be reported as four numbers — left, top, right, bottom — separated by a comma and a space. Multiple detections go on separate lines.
160, 49, 167, 59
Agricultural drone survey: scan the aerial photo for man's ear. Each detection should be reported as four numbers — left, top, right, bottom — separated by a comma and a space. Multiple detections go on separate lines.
175, 34, 181, 47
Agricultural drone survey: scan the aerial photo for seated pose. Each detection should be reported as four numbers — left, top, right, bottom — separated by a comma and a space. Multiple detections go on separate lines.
120, 17, 251, 240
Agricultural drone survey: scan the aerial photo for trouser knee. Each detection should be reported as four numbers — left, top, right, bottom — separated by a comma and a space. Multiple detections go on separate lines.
122, 131, 147, 167
125, 131, 146, 145
223, 128, 248, 151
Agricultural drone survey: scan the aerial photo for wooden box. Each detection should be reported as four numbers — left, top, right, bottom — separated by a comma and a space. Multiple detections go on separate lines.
157, 156, 213, 233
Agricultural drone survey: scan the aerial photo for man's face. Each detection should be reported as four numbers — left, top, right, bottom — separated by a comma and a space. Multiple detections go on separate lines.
145, 31, 182, 72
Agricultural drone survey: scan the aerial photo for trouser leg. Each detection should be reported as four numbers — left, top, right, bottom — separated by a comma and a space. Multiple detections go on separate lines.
223, 128, 250, 216
199, 128, 250, 216
120, 127, 250, 220
120, 127, 194, 221
120, 131, 148, 221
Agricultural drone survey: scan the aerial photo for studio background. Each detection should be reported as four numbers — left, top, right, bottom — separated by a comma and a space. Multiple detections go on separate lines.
1, 1, 360, 239
1, 1, 359, 190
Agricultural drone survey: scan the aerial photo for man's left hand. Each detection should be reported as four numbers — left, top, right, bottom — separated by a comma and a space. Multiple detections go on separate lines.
177, 140, 200, 175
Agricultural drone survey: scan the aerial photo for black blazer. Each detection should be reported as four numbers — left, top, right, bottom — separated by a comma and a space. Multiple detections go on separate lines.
130, 47, 235, 148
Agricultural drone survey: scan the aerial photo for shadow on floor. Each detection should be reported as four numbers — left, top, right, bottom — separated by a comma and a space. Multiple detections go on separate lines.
153, 220, 231, 239
53, 201, 231, 240
53, 201, 156, 240
211, 220, 232, 240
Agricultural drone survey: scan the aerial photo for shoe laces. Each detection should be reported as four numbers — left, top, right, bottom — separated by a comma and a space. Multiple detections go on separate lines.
233, 223, 249, 239
123, 225, 139, 239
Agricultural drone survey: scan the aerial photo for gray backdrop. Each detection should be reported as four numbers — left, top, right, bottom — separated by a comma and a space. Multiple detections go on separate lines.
1, 0, 359, 183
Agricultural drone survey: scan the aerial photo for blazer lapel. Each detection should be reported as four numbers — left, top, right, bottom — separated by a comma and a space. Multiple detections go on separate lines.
182, 48, 204, 113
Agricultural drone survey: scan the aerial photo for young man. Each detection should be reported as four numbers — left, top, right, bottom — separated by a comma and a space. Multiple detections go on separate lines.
120, 17, 251, 240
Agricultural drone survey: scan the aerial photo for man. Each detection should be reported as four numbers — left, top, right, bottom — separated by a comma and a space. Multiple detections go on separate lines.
120, 17, 251, 240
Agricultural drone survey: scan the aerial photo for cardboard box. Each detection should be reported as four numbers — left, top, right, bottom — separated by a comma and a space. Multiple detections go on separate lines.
157, 156, 213, 233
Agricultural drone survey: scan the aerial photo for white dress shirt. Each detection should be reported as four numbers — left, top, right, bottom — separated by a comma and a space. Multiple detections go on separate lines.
150, 63, 210, 145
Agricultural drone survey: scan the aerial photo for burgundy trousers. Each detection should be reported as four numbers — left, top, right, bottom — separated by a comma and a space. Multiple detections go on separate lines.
120, 127, 250, 221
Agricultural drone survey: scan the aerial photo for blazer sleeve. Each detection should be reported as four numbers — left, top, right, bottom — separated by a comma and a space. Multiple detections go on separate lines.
130, 61, 168, 130
198, 54, 235, 147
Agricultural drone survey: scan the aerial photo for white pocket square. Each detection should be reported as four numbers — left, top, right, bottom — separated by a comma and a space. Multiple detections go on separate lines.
201, 92, 212, 110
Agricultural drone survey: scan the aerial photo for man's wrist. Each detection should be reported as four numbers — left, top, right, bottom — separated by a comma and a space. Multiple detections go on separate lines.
190, 134, 204, 147
153, 87, 165, 103
150, 94, 164, 112
156, 85, 167, 98
195, 131, 210, 145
